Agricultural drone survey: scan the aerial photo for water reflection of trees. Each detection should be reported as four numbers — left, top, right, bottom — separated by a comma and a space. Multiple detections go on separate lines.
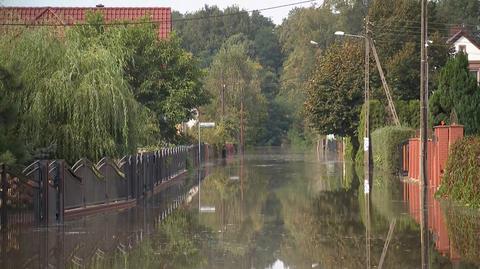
88, 154, 480, 268
278, 165, 430, 269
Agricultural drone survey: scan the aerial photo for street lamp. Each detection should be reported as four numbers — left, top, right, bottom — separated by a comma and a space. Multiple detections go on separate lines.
310, 40, 319, 45
334, 31, 365, 39
334, 29, 371, 192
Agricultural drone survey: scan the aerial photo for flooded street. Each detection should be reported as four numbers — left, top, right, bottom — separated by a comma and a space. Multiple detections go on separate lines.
1, 147, 479, 268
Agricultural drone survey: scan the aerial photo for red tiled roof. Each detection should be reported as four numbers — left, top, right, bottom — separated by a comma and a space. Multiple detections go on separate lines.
0, 7, 171, 38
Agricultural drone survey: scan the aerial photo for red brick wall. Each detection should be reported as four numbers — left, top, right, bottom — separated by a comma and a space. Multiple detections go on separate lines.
406, 125, 464, 186
434, 126, 449, 186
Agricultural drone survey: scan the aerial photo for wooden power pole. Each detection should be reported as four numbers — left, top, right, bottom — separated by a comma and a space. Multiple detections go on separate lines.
364, 16, 371, 192
420, 0, 429, 268
369, 41, 401, 126
240, 87, 245, 154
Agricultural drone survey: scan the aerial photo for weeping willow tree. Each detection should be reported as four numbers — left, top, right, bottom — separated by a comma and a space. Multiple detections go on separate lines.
0, 26, 154, 162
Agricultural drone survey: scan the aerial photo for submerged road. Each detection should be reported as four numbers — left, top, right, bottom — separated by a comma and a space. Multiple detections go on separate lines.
1, 147, 478, 268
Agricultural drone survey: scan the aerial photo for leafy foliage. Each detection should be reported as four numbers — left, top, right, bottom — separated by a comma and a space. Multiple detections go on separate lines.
370, 126, 414, 172
305, 41, 364, 137
368, 0, 449, 101
0, 66, 24, 164
0, 12, 208, 163
174, 7, 281, 69
116, 26, 209, 142
436, 0, 480, 28
355, 99, 419, 165
437, 137, 480, 207
277, 6, 342, 143
174, 7, 284, 146
430, 53, 480, 135
202, 38, 267, 147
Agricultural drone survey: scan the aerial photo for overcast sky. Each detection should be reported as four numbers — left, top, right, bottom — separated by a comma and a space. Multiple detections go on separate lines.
1, 0, 321, 25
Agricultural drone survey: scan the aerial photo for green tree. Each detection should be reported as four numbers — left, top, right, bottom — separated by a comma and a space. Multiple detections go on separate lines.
203, 38, 268, 147
174, 6, 275, 68
305, 41, 364, 137
430, 53, 480, 134
113, 25, 209, 142
436, 0, 480, 27
0, 12, 208, 162
0, 66, 24, 164
368, 0, 449, 100
277, 5, 362, 146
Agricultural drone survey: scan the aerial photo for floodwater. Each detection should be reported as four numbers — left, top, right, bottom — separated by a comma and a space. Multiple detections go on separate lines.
1, 147, 480, 268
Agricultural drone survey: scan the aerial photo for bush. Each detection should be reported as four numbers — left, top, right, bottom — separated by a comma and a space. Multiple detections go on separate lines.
355, 99, 419, 164
370, 126, 415, 172
437, 137, 480, 207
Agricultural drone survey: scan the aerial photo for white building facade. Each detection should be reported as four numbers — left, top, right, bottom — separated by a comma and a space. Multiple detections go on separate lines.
447, 29, 480, 83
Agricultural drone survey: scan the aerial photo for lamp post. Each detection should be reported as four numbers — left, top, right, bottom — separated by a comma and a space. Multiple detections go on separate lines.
333, 27, 371, 192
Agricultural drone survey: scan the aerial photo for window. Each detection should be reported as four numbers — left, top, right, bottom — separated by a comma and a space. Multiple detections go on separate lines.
459, 45, 467, 53
470, 70, 479, 83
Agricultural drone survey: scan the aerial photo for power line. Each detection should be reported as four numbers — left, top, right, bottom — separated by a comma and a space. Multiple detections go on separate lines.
378, 18, 479, 28
0, 0, 320, 27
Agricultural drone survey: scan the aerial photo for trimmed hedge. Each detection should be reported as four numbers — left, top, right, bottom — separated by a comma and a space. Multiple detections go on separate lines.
370, 126, 414, 172
355, 99, 420, 164
437, 137, 480, 207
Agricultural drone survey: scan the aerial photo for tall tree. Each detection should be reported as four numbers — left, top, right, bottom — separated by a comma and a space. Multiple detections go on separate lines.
113, 24, 209, 143
174, 6, 276, 68
429, 53, 480, 135
305, 41, 364, 137
436, 0, 480, 27
203, 38, 267, 147
277, 6, 342, 144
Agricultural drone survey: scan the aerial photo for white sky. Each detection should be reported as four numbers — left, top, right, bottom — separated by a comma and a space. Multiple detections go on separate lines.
1, 0, 321, 25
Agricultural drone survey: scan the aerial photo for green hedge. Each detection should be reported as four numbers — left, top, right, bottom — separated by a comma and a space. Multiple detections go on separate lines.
370, 126, 414, 172
437, 137, 480, 207
356, 99, 419, 165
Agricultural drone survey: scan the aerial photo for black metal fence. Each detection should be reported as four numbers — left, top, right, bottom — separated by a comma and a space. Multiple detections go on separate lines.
0, 144, 210, 228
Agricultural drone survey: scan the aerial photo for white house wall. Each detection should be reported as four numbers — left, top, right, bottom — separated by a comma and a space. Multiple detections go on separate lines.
454, 36, 480, 61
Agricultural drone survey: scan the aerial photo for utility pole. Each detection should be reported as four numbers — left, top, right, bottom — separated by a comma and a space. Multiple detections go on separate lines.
222, 83, 226, 119
420, 0, 429, 268
364, 15, 371, 192
240, 86, 245, 154
369, 41, 401, 126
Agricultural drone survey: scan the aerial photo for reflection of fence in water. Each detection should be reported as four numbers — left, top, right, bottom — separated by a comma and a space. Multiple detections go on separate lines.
0, 183, 192, 268
403, 182, 461, 261
0, 145, 209, 228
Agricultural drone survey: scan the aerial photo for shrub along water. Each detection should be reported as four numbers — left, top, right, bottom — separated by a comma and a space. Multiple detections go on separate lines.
370, 126, 414, 173
355, 99, 419, 165
437, 137, 480, 207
